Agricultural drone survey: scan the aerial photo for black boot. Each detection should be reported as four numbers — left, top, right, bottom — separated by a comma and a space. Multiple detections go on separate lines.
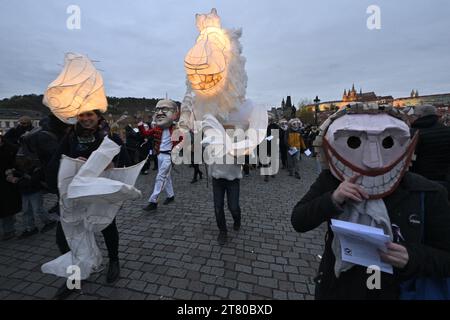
163, 196, 175, 205
106, 259, 120, 284
53, 281, 82, 300
41, 221, 57, 233
217, 231, 228, 246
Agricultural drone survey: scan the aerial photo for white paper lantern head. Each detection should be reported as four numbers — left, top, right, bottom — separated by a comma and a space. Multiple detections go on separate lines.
43, 53, 108, 124
184, 8, 231, 97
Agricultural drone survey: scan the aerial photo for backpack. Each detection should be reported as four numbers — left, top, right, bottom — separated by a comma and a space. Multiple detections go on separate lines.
17, 127, 57, 167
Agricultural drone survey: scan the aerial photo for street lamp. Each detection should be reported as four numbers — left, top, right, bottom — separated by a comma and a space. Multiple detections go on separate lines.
314, 95, 320, 126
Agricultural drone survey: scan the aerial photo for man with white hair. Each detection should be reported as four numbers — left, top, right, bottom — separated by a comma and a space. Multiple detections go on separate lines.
411, 105, 450, 198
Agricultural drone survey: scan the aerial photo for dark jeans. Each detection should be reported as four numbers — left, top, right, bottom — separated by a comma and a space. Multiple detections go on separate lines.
212, 178, 241, 232
243, 155, 250, 175
280, 147, 287, 168
56, 218, 119, 261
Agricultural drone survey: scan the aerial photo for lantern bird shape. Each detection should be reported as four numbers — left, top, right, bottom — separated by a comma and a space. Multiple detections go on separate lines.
180, 8, 267, 157
43, 53, 108, 124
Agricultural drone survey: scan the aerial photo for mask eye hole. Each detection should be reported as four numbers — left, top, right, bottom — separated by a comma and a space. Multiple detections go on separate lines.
347, 136, 361, 149
382, 136, 394, 149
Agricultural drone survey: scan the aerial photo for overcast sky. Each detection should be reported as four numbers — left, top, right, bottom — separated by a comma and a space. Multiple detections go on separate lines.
1, 0, 449, 106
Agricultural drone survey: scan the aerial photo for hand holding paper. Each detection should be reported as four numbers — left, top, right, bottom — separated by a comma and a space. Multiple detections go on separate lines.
379, 242, 409, 269
331, 219, 393, 274
288, 147, 298, 156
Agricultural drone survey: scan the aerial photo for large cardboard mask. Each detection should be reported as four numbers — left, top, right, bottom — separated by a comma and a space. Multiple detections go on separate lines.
154, 99, 178, 128
279, 119, 288, 131
319, 105, 418, 199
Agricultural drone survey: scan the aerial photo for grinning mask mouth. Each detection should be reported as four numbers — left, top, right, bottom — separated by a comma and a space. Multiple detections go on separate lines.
323, 113, 418, 199
185, 9, 230, 96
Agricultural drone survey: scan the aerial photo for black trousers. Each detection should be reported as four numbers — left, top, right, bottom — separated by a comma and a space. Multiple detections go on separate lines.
212, 178, 241, 232
243, 155, 250, 175
280, 147, 287, 168
56, 218, 119, 261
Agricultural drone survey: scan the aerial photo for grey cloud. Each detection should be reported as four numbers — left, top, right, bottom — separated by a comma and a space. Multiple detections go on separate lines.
1, 0, 449, 106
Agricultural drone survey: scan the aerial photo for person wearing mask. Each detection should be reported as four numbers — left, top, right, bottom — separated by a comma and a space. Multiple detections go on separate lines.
138, 100, 183, 212
292, 103, 450, 300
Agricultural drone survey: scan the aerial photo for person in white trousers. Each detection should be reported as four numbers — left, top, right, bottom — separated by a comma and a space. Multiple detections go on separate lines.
138, 99, 182, 211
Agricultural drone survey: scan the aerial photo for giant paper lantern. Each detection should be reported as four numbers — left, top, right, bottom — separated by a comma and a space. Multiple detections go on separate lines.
182, 8, 249, 121
179, 8, 268, 159
184, 8, 231, 96
43, 53, 108, 124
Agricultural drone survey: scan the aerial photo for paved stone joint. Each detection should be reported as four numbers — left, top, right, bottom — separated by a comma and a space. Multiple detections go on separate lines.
0, 158, 325, 300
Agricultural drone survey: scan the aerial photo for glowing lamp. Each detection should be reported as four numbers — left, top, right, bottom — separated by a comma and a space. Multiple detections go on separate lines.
43, 53, 108, 124
184, 8, 231, 96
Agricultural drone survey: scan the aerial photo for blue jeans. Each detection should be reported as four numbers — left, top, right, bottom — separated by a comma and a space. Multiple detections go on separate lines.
1, 215, 16, 234
212, 178, 241, 232
21, 191, 51, 230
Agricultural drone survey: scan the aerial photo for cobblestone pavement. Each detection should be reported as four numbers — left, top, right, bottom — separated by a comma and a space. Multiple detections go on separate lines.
0, 157, 326, 300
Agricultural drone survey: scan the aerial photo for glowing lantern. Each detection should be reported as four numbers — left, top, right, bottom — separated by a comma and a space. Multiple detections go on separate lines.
43, 53, 108, 124
184, 8, 231, 96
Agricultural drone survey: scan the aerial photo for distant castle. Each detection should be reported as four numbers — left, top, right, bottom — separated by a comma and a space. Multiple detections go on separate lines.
302, 84, 450, 112
342, 84, 394, 104
270, 95, 296, 120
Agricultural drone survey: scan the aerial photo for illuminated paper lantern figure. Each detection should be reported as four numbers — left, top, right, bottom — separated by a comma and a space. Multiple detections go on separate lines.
43, 53, 108, 124
185, 8, 230, 96
180, 8, 267, 158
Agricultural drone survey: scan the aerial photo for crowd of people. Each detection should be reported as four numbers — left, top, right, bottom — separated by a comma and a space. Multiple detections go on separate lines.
1, 101, 450, 300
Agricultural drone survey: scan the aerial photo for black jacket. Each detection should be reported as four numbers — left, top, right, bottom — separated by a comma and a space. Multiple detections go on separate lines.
411, 115, 450, 182
4, 124, 33, 147
125, 125, 144, 151
0, 139, 21, 218
291, 170, 450, 300
12, 166, 45, 194
20, 115, 70, 193
266, 123, 280, 156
